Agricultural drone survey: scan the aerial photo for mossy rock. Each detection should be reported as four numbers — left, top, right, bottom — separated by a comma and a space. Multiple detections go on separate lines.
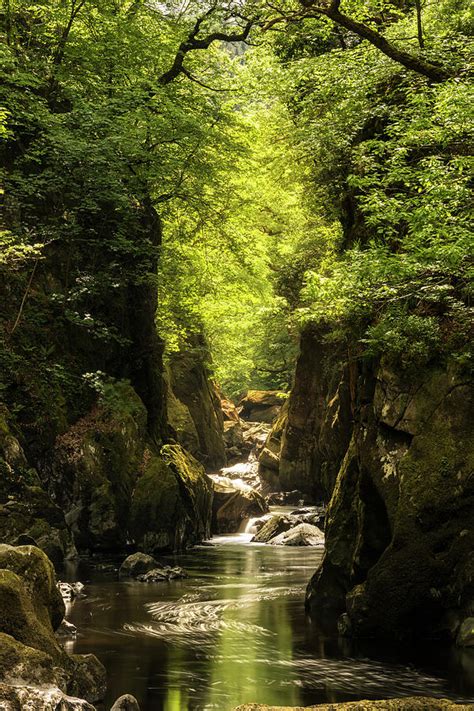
130, 445, 213, 552
0, 632, 60, 688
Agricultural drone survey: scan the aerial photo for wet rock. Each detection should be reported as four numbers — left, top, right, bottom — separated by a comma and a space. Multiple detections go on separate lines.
269, 522, 324, 546
119, 552, 159, 579
456, 618, 474, 647
58, 581, 85, 601
265, 490, 310, 506
211, 477, 268, 533
252, 515, 295, 543
56, 619, 78, 637
137, 566, 187, 583
238, 390, 287, 423
110, 694, 141, 710
0, 683, 95, 710
0, 544, 106, 704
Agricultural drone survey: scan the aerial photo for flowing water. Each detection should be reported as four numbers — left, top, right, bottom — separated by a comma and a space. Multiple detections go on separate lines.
64, 525, 474, 711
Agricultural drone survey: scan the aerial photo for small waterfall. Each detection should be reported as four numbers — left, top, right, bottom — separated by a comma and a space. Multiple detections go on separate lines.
238, 516, 261, 535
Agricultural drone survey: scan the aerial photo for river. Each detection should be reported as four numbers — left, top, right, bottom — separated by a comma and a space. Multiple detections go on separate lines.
63, 521, 474, 711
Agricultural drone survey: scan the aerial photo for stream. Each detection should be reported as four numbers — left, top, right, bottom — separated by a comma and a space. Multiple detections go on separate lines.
63, 521, 474, 710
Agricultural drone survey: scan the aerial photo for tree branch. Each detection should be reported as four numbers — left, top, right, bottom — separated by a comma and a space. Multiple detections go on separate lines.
158, 15, 254, 86
302, 3, 452, 82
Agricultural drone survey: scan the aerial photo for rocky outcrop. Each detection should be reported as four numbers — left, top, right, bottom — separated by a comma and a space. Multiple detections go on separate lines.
258, 401, 289, 491
238, 390, 287, 423
305, 353, 474, 641
0, 544, 106, 704
166, 339, 226, 470
0, 409, 77, 565
266, 326, 352, 500
51, 383, 148, 552
130, 444, 213, 552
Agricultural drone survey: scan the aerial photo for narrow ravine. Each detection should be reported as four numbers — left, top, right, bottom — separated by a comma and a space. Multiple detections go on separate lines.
61, 439, 474, 710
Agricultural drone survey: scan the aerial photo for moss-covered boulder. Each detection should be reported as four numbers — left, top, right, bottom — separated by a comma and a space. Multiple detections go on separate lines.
51, 383, 148, 551
238, 390, 287, 423
130, 444, 213, 552
0, 544, 106, 704
0, 407, 77, 565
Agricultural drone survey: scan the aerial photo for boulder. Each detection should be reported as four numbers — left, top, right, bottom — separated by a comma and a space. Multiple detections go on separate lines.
238, 391, 287, 423
212, 477, 268, 533
252, 515, 295, 543
0, 683, 95, 710
269, 522, 324, 546
130, 445, 213, 552
0, 544, 106, 704
221, 398, 241, 423
137, 566, 186, 582
119, 552, 159, 578
110, 694, 141, 710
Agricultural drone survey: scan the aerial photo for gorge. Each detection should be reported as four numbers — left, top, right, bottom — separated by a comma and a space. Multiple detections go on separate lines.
0, 0, 473, 709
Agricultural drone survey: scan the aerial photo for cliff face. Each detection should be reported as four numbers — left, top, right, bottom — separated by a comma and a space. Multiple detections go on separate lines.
269, 328, 474, 641
1, 206, 221, 559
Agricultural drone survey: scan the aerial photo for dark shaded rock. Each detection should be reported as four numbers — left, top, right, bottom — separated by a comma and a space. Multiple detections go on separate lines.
137, 566, 186, 582
212, 478, 268, 533
0, 544, 106, 704
306, 361, 474, 641
456, 618, 474, 647
167, 338, 226, 469
119, 553, 159, 579
278, 326, 353, 500
110, 694, 141, 710
238, 390, 286, 423
131, 445, 213, 553
51, 384, 148, 553
0, 409, 77, 565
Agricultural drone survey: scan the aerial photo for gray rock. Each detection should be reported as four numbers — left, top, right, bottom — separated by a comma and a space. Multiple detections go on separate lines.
110, 693, 141, 710
137, 566, 187, 583
119, 552, 159, 578
56, 619, 77, 637
0, 683, 95, 710
269, 522, 325, 546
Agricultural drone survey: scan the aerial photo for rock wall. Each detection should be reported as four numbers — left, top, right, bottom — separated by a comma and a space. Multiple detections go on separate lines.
166, 337, 226, 471
259, 326, 352, 501
284, 327, 474, 641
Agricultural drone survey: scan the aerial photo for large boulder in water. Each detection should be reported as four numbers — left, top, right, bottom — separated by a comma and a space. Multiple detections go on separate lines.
0, 544, 106, 704
119, 552, 159, 578
212, 477, 268, 533
269, 522, 324, 546
130, 444, 213, 552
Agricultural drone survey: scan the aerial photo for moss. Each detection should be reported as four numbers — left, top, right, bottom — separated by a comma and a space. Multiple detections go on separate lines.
0, 633, 58, 687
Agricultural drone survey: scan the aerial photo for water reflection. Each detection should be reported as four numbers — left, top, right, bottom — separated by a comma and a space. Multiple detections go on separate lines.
66, 540, 474, 710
